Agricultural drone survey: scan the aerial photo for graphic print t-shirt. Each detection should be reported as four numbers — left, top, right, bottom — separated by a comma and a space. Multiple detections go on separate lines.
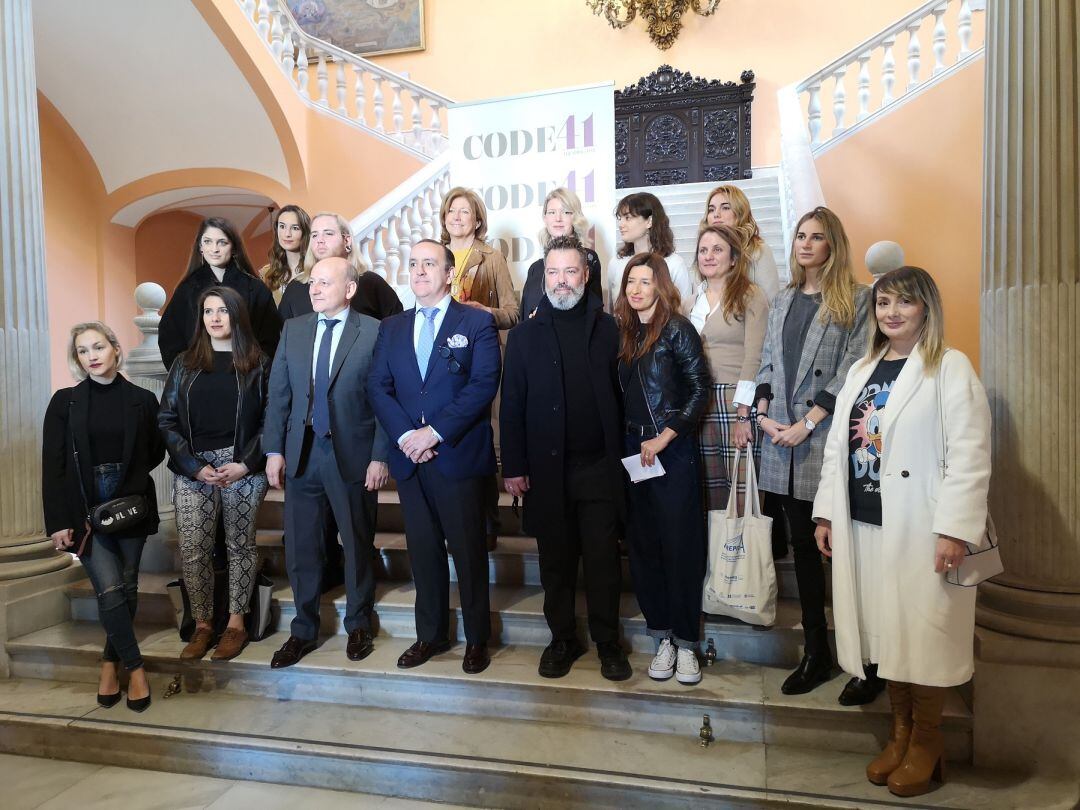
847, 357, 907, 525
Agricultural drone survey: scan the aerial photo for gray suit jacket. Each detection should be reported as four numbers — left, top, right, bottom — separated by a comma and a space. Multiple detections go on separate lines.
264, 309, 389, 483
756, 284, 871, 501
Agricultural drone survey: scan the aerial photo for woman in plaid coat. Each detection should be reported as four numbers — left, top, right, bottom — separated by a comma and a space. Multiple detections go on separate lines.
754, 207, 871, 701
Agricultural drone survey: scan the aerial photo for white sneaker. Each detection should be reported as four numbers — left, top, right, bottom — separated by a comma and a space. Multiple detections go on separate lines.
648, 638, 676, 680
676, 646, 701, 685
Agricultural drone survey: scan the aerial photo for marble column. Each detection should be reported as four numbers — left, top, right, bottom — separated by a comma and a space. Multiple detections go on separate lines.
974, 0, 1080, 776
0, 0, 70, 581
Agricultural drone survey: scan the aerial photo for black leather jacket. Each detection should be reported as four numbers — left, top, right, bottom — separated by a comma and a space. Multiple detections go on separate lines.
620, 314, 709, 436
158, 354, 270, 478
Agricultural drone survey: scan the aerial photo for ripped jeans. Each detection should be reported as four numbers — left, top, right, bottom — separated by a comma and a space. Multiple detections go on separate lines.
80, 463, 145, 671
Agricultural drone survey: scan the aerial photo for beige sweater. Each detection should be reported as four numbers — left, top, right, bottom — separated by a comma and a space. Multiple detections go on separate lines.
691, 284, 769, 403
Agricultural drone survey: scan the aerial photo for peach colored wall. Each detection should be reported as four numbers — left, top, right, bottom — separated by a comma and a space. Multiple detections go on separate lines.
134, 211, 205, 292
815, 63, 985, 366
372, 0, 920, 166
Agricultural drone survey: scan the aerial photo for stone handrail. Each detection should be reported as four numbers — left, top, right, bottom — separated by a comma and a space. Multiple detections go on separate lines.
351, 151, 451, 298
796, 0, 985, 153
238, 0, 452, 160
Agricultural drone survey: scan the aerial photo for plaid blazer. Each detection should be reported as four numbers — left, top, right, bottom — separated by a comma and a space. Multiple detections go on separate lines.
756, 284, 871, 501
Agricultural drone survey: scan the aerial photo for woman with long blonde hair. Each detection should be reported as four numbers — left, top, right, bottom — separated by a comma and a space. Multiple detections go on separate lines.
701, 184, 780, 302
754, 206, 872, 700
813, 266, 989, 796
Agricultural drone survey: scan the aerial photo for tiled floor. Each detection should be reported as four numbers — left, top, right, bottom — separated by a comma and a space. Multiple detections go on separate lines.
0, 753, 471, 810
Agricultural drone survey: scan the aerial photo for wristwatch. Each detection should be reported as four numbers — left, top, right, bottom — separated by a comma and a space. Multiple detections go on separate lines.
803, 417, 817, 431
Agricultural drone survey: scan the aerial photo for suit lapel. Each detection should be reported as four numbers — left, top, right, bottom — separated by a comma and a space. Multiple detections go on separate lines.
329, 310, 361, 386
119, 378, 138, 477
425, 301, 464, 382
300, 313, 318, 385
878, 346, 926, 444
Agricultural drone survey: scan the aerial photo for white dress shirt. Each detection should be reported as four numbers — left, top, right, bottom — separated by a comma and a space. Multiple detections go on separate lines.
399, 293, 452, 447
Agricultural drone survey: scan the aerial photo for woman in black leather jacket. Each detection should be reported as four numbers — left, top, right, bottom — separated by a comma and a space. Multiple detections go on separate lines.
614, 253, 709, 686
159, 286, 270, 662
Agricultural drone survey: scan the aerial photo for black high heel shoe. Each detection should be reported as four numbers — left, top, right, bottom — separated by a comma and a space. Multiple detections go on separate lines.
96, 691, 122, 708
126, 693, 151, 713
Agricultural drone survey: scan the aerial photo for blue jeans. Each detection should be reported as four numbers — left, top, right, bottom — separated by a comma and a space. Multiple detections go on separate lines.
79, 463, 145, 671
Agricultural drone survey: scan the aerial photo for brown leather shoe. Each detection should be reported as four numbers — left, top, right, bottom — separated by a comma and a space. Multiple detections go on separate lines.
462, 643, 490, 674
180, 627, 214, 660
346, 628, 375, 661
867, 681, 912, 785
211, 627, 248, 661
396, 639, 451, 669
270, 635, 318, 669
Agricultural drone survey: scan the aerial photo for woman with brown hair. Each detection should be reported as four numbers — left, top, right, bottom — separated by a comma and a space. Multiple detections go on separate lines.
260, 205, 311, 305
608, 192, 693, 311
754, 206, 872, 700
700, 184, 780, 302
440, 187, 519, 330
159, 286, 271, 662
616, 253, 709, 686
689, 225, 769, 511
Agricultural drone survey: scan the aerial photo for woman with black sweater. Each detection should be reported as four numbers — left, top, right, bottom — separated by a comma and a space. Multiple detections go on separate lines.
159, 286, 271, 662
42, 322, 165, 712
158, 217, 282, 370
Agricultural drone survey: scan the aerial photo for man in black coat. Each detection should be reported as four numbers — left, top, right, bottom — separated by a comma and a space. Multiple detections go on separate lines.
500, 236, 630, 681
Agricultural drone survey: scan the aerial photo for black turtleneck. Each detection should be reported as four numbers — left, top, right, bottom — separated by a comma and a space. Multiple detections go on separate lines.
88, 375, 125, 465
551, 294, 605, 463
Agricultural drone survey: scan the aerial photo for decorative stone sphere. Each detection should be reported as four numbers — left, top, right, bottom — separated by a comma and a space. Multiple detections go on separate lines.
865, 241, 905, 278
135, 282, 167, 312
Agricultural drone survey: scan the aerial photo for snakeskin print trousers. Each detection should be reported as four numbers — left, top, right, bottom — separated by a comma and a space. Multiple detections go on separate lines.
174, 446, 269, 620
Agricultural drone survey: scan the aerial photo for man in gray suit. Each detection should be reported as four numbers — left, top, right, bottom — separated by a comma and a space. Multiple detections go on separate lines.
264, 256, 390, 668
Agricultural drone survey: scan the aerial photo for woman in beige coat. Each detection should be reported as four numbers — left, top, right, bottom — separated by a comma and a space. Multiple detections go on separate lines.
813, 266, 991, 798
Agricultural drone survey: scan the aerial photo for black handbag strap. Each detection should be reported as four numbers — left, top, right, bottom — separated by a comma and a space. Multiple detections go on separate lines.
68, 400, 93, 519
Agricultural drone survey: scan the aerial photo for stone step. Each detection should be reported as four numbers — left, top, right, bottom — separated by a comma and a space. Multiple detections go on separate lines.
68, 573, 807, 665
250, 530, 802, 599
0, 675, 1070, 809
6, 620, 973, 761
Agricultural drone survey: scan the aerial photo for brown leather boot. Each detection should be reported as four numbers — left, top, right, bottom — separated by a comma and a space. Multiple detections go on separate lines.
867, 680, 912, 785
211, 627, 249, 661
180, 627, 214, 660
887, 684, 946, 797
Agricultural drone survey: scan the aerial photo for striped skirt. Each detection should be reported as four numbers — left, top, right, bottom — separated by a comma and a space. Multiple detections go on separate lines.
699, 383, 762, 511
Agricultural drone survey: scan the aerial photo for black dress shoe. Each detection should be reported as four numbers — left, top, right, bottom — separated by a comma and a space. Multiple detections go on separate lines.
397, 639, 452, 669
126, 693, 151, 713
538, 639, 587, 678
270, 636, 318, 669
97, 691, 122, 708
780, 651, 833, 695
837, 664, 886, 706
597, 642, 632, 682
346, 628, 375, 662
462, 643, 490, 674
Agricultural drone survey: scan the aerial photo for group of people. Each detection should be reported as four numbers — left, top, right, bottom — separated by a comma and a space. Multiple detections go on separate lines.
41, 183, 990, 798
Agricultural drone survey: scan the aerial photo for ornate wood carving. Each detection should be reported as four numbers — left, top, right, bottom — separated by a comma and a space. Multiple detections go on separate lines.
614, 65, 754, 188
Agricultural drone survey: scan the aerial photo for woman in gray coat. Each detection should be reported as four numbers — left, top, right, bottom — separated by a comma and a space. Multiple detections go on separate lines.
754, 207, 871, 701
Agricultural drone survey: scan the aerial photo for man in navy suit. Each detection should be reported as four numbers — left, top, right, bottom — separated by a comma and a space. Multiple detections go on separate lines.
368, 239, 501, 674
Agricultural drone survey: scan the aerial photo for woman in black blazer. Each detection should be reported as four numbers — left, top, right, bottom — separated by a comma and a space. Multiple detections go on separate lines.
42, 322, 165, 712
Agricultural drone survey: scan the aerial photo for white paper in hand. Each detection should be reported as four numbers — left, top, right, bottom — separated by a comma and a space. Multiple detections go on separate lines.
621, 454, 666, 483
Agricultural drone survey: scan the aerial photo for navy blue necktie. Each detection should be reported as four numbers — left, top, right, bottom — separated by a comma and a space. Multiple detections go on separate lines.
312, 318, 339, 437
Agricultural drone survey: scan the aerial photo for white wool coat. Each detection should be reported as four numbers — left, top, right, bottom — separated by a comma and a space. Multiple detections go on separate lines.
812, 346, 991, 687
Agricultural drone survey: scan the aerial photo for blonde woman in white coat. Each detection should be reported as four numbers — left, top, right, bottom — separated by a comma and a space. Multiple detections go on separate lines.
812, 266, 991, 798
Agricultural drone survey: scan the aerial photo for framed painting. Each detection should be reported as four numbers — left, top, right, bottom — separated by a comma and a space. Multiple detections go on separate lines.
288, 0, 425, 58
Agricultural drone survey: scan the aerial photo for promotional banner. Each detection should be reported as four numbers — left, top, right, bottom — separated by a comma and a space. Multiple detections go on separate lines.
448, 83, 617, 301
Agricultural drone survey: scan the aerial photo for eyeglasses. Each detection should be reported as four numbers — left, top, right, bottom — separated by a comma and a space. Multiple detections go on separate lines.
437, 344, 462, 374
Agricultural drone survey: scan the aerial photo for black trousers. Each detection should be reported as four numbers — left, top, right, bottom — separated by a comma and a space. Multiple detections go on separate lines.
534, 457, 621, 645
773, 483, 829, 656
398, 462, 490, 644
624, 432, 706, 646
283, 433, 378, 640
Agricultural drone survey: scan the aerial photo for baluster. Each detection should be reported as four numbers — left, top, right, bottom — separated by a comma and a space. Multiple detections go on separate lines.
429, 101, 443, 139
354, 68, 367, 126
270, 2, 284, 61
881, 35, 897, 106
931, 3, 948, 74
372, 227, 388, 278
390, 83, 404, 139
906, 21, 922, 91
419, 186, 435, 239
373, 79, 386, 132
957, 0, 973, 59
410, 91, 422, 147
806, 83, 822, 146
256, 0, 270, 40
831, 66, 847, 137
243, 0, 255, 17
408, 197, 423, 244
335, 61, 347, 115
296, 44, 310, 99
856, 51, 872, 121
396, 207, 412, 285
358, 237, 373, 271
385, 217, 401, 282
316, 51, 329, 106
282, 27, 295, 75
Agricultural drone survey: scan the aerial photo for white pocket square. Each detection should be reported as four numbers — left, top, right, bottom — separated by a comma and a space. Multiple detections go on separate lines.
447, 334, 469, 348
